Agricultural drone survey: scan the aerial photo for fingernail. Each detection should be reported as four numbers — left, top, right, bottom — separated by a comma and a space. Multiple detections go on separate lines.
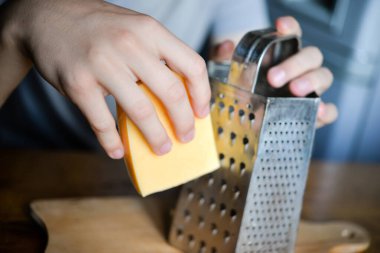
279, 16, 293, 30
111, 148, 124, 159
318, 103, 326, 118
294, 79, 311, 96
158, 141, 172, 155
268, 67, 286, 87
198, 105, 210, 118
180, 129, 195, 143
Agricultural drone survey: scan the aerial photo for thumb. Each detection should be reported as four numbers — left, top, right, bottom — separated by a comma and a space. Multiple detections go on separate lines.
211, 40, 235, 62
275, 16, 302, 36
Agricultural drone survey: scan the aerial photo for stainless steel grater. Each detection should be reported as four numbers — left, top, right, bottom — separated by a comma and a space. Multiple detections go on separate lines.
169, 29, 320, 253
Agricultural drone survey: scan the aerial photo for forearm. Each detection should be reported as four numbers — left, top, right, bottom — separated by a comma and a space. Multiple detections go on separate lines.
0, 1, 32, 107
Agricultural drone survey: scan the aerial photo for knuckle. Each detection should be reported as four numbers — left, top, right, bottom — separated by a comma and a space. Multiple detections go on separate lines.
153, 128, 169, 143
114, 29, 139, 50
129, 99, 155, 122
91, 119, 115, 134
63, 70, 93, 96
138, 14, 160, 32
307, 46, 323, 65
165, 80, 187, 104
189, 56, 207, 78
176, 113, 195, 133
87, 44, 106, 65
142, 125, 169, 151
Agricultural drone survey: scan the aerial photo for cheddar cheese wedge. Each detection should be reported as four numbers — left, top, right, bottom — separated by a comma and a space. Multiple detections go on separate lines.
117, 83, 219, 197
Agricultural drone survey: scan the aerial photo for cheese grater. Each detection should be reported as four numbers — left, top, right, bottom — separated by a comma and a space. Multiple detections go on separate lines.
169, 29, 320, 253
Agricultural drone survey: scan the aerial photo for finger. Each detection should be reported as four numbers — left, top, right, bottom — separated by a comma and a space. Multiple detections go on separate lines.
92, 58, 172, 155
157, 31, 211, 119
275, 16, 302, 36
129, 53, 195, 143
66, 81, 124, 159
289, 67, 333, 96
317, 102, 338, 128
267, 46, 323, 88
211, 40, 235, 62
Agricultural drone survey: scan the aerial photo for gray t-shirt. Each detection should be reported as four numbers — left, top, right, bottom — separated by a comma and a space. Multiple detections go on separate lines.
0, 0, 269, 150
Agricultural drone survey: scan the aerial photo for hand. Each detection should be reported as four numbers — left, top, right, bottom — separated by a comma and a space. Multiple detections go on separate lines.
211, 16, 338, 128
7, 0, 211, 158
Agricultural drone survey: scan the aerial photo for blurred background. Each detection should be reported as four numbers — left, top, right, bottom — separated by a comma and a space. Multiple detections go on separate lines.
267, 0, 380, 162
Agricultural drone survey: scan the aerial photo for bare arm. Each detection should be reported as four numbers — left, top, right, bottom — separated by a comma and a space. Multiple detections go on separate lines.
0, 1, 32, 106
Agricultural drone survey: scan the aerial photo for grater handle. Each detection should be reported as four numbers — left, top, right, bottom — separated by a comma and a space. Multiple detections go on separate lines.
227, 29, 315, 98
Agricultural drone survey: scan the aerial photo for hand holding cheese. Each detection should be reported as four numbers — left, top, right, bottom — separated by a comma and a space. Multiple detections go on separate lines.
0, 0, 211, 159
117, 82, 219, 196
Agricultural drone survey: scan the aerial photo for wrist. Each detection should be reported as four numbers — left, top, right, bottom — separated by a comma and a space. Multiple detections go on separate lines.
0, 1, 29, 57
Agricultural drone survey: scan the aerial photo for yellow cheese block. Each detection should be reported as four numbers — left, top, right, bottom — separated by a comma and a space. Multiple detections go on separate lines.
117, 83, 219, 197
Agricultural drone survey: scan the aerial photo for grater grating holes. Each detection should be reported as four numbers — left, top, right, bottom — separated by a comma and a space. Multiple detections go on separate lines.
199, 240, 206, 253
240, 162, 246, 175
220, 179, 227, 193
233, 186, 240, 199
207, 174, 214, 186
188, 234, 195, 248
218, 101, 225, 112
243, 137, 249, 149
230, 132, 237, 144
229, 158, 236, 171
184, 209, 191, 222
186, 188, 194, 201
230, 209, 237, 221
228, 105, 235, 119
198, 193, 205, 206
198, 216, 205, 228
239, 119, 311, 252
217, 126, 224, 136
170, 83, 263, 253
209, 198, 216, 211
211, 223, 218, 235
224, 231, 231, 243
219, 153, 225, 161
177, 228, 184, 240
220, 203, 227, 216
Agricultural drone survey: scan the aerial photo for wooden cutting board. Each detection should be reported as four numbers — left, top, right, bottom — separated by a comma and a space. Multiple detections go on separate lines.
31, 197, 370, 253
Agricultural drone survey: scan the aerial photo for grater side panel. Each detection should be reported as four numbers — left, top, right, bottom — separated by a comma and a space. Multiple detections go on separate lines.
236, 97, 319, 253
169, 80, 266, 253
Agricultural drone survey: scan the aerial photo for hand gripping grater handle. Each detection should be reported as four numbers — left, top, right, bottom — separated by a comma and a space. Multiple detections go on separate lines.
169, 29, 320, 253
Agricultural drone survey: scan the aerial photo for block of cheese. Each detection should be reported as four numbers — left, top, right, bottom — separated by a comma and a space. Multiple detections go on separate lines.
117, 83, 219, 197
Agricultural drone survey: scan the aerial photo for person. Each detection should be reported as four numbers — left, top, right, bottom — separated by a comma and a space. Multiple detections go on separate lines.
0, 0, 337, 159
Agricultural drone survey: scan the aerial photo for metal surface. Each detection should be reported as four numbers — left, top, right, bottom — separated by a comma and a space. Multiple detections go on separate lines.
169, 29, 320, 253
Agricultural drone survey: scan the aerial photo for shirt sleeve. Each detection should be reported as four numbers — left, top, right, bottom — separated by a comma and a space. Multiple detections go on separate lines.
211, 0, 270, 41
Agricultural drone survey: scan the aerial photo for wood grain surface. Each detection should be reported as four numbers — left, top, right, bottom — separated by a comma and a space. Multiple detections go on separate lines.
30, 197, 369, 253
0, 150, 379, 252
31, 198, 181, 253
